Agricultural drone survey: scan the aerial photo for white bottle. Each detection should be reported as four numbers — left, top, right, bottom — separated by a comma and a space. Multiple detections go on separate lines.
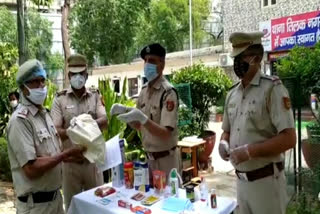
169, 168, 182, 197
199, 176, 208, 203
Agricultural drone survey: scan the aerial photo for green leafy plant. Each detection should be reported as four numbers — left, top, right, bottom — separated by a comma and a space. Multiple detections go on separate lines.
0, 137, 12, 181
98, 78, 145, 164
43, 79, 57, 110
171, 63, 232, 139
287, 165, 320, 214
0, 43, 18, 136
98, 77, 135, 140
276, 42, 320, 125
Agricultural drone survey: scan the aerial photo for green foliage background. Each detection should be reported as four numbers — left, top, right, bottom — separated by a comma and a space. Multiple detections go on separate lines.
171, 63, 232, 138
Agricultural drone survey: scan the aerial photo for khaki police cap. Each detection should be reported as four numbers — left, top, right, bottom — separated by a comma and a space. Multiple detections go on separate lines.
229, 32, 264, 57
68, 54, 87, 73
16, 59, 45, 87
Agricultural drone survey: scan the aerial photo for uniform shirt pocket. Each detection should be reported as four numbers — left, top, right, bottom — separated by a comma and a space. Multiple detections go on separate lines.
150, 105, 161, 123
35, 128, 51, 156
228, 106, 238, 125
64, 105, 77, 125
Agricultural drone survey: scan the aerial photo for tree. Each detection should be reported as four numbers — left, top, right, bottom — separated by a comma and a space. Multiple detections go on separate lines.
0, 7, 17, 46
26, 10, 53, 63
134, 0, 210, 53
0, 7, 54, 66
16, 0, 53, 65
0, 43, 18, 136
69, 0, 149, 65
61, 0, 71, 88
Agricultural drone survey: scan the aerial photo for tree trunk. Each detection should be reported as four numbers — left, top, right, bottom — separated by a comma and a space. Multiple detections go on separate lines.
17, 0, 27, 65
61, 0, 71, 88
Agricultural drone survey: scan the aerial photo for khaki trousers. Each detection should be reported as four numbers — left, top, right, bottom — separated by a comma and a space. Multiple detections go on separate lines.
62, 162, 103, 212
236, 166, 289, 214
147, 148, 180, 180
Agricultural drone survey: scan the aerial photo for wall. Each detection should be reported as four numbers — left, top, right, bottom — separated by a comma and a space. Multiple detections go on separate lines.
222, 0, 320, 52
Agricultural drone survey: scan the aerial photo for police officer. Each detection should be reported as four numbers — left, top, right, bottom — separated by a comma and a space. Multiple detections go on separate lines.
111, 43, 180, 178
7, 59, 85, 214
51, 54, 107, 211
218, 32, 296, 214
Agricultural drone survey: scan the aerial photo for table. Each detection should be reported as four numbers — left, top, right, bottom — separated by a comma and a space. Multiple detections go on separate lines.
68, 184, 237, 214
178, 140, 206, 178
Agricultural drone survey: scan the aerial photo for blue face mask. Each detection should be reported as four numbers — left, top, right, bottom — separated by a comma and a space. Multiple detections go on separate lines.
144, 63, 158, 82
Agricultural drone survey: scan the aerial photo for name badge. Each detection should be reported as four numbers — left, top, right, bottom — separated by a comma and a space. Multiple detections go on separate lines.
66, 105, 75, 109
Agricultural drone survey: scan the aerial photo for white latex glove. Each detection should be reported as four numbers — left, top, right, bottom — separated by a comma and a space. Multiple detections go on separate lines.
219, 140, 230, 161
110, 104, 133, 116
117, 108, 148, 125
230, 144, 251, 165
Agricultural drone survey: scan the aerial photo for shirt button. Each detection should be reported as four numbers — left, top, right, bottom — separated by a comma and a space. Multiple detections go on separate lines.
243, 96, 245, 100
240, 112, 243, 115
237, 128, 240, 131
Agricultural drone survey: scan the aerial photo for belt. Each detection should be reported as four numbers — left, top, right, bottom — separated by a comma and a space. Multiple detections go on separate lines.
18, 190, 58, 203
236, 162, 284, 182
146, 146, 177, 161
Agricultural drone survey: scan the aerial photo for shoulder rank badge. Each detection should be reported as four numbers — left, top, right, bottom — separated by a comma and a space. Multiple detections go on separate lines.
283, 97, 291, 110
166, 100, 175, 112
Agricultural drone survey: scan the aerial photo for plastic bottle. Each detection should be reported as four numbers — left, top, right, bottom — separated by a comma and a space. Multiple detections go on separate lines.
210, 188, 217, 208
112, 139, 125, 187
134, 162, 142, 191
169, 168, 182, 197
124, 162, 134, 189
199, 176, 208, 203
140, 162, 150, 192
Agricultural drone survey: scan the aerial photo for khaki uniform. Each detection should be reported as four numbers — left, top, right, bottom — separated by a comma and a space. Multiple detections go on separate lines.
51, 87, 105, 210
137, 76, 179, 177
222, 71, 295, 214
7, 95, 63, 214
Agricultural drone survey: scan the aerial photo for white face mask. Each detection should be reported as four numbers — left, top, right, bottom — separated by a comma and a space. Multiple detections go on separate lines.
10, 100, 18, 108
70, 74, 86, 89
24, 85, 47, 105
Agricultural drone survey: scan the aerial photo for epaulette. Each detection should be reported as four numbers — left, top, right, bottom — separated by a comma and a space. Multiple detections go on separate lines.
161, 79, 174, 91
56, 89, 67, 97
229, 82, 240, 90
17, 107, 28, 119
261, 75, 282, 85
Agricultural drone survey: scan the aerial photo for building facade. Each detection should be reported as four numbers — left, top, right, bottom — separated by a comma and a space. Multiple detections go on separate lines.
222, 0, 320, 74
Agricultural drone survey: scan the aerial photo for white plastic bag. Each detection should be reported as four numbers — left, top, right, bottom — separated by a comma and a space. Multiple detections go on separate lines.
66, 114, 105, 165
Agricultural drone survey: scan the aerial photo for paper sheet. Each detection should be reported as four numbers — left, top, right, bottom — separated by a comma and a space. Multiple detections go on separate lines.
97, 134, 122, 172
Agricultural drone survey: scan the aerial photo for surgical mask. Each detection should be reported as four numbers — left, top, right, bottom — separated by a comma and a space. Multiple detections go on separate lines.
10, 100, 18, 108
233, 56, 256, 78
144, 63, 158, 82
70, 74, 86, 89
24, 85, 47, 105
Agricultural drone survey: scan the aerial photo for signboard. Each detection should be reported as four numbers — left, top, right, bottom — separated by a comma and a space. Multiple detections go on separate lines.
260, 10, 320, 52
259, 20, 272, 51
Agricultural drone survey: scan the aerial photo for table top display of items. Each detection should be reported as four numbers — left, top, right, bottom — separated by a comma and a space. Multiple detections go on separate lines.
68, 139, 236, 214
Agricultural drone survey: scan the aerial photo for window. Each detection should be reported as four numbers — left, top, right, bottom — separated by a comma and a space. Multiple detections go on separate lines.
262, 0, 276, 7
128, 78, 138, 97
112, 79, 120, 93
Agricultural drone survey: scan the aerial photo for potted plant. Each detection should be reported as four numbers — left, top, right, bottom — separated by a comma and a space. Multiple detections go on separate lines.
277, 42, 320, 170
171, 63, 232, 169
